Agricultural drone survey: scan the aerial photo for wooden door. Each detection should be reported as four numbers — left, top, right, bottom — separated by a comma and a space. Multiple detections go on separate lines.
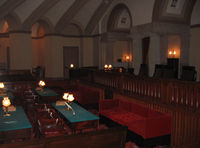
63, 46, 79, 78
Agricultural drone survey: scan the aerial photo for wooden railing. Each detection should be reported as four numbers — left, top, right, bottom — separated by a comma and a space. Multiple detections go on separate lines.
76, 69, 200, 148
91, 70, 200, 112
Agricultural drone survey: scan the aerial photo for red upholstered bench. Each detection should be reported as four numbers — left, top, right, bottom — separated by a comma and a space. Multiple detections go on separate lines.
99, 99, 171, 139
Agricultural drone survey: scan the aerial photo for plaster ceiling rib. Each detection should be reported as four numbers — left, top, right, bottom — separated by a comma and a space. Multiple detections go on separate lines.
55, 0, 90, 33
0, 0, 25, 19
85, 0, 114, 35
22, 0, 60, 31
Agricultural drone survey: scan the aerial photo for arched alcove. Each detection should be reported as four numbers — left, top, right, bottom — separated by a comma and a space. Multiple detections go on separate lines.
0, 19, 9, 70
31, 20, 51, 70
62, 23, 83, 36
107, 4, 132, 33
102, 3, 133, 69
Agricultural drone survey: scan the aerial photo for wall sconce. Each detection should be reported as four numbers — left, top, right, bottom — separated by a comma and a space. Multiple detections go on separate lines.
62, 93, 75, 115
168, 49, 176, 58
70, 64, 74, 69
126, 56, 130, 62
2, 97, 11, 116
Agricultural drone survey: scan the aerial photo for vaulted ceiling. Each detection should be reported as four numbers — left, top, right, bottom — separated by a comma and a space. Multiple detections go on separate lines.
0, 0, 199, 35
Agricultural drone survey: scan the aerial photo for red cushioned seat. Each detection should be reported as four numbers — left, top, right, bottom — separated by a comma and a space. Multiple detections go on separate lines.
99, 99, 171, 139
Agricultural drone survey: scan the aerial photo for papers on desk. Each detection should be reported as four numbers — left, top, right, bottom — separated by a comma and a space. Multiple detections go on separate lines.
56, 100, 65, 106
3, 105, 16, 112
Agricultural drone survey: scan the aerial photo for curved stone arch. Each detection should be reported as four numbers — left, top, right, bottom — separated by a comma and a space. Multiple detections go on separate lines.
55, 0, 89, 33
0, 0, 25, 19
4, 12, 23, 31
107, 3, 132, 33
22, 0, 60, 31
31, 18, 54, 37
0, 19, 9, 33
152, 0, 196, 24
65, 20, 84, 36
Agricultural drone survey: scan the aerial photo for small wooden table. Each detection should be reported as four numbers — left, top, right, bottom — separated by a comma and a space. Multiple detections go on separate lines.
52, 102, 99, 132
0, 106, 32, 143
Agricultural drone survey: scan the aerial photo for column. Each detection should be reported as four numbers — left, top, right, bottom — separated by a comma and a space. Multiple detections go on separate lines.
132, 37, 142, 75
180, 32, 190, 65
160, 35, 168, 64
149, 33, 161, 76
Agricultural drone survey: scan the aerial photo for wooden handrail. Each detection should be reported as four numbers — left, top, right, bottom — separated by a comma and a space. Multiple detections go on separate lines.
89, 70, 200, 112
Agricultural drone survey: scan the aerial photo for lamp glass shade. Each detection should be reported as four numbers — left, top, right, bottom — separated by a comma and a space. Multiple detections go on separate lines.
2, 97, 11, 107
108, 65, 112, 68
67, 94, 74, 102
104, 64, 108, 69
0, 83, 4, 89
63, 93, 69, 100
39, 80, 45, 87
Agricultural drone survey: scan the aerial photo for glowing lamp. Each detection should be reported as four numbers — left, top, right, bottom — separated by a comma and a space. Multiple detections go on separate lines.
63, 93, 69, 101
70, 64, 74, 68
2, 97, 11, 116
168, 49, 177, 58
67, 94, 74, 102
108, 64, 112, 71
173, 51, 176, 55
39, 80, 45, 87
126, 56, 130, 61
63, 93, 75, 113
0, 82, 4, 89
104, 64, 108, 69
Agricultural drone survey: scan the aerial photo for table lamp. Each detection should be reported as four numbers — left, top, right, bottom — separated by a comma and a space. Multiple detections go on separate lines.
0, 82, 4, 89
63, 93, 69, 101
70, 64, 74, 68
62, 93, 75, 115
104, 64, 108, 71
38, 80, 45, 91
2, 97, 11, 116
108, 64, 112, 71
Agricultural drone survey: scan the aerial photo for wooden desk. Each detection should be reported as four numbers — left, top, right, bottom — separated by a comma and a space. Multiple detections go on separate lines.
0, 106, 32, 143
52, 102, 99, 132
35, 88, 59, 103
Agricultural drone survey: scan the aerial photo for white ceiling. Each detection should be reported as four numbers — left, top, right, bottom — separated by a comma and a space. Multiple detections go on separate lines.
0, 0, 199, 34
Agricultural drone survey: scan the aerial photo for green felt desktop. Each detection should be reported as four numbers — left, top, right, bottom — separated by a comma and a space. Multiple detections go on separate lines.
0, 106, 32, 131
52, 102, 99, 123
35, 88, 59, 97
